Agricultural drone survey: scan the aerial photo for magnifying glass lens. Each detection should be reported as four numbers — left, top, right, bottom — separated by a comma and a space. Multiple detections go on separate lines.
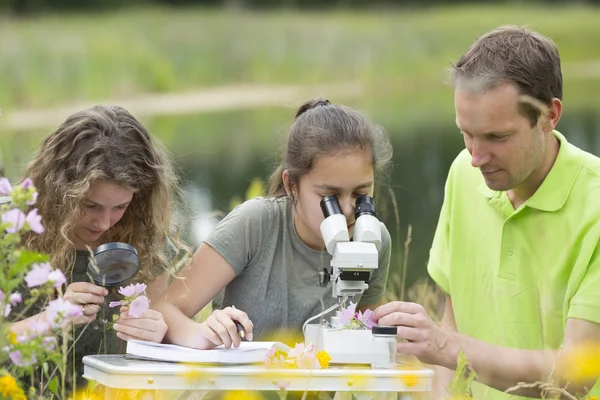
87, 243, 140, 287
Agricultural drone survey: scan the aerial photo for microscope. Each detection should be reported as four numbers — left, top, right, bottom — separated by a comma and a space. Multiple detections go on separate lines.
304, 194, 382, 364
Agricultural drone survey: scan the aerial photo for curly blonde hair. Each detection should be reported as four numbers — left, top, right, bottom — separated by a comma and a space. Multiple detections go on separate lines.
24, 105, 187, 282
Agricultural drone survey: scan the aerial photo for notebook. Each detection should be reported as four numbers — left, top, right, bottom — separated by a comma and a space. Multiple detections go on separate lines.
125, 339, 284, 364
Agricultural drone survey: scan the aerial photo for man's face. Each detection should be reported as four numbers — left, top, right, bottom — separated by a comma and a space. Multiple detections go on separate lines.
455, 83, 546, 192
73, 180, 134, 249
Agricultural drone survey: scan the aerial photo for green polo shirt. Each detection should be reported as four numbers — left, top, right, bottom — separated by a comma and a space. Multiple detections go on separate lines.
428, 131, 600, 399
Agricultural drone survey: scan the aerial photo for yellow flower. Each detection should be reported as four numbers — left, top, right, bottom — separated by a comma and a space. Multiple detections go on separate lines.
586, 396, 598, 400
0, 373, 27, 400
400, 373, 421, 388
7, 331, 17, 346
559, 342, 600, 383
222, 391, 263, 400
69, 389, 103, 400
316, 350, 331, 369
179, 363, 207, 383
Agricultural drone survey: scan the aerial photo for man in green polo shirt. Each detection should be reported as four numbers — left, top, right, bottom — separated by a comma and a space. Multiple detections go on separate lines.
373, 26, 600, 399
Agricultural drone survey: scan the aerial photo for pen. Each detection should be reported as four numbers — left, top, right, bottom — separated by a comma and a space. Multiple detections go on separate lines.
235, 321, 247, 341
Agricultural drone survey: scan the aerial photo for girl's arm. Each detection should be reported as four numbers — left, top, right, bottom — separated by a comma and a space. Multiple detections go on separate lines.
152, 242, 252, 349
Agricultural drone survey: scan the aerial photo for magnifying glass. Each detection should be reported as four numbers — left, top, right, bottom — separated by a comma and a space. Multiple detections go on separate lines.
86, 242, 140, 287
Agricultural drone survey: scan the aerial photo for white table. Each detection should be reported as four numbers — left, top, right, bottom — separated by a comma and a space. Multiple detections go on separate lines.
83, 355, 434, 399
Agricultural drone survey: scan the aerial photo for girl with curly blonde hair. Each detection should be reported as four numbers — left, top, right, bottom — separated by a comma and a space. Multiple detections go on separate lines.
10, 104, 188, 385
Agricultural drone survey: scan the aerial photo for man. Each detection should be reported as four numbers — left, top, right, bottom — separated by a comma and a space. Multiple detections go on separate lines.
374, 26, 600, 399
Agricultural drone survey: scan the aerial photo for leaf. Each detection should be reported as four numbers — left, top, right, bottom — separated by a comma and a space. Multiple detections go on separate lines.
448, 350, 477, 398
49, 376, 59, 395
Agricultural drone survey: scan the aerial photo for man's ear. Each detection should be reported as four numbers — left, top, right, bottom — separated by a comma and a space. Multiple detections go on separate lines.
282, 170, 296, 198
544, 97, 563, 133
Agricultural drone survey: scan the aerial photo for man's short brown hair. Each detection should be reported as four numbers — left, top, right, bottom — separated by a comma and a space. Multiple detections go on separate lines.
449, 25, 562, 127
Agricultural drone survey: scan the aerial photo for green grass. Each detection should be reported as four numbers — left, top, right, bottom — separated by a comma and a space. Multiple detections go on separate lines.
1, 4, 599, 111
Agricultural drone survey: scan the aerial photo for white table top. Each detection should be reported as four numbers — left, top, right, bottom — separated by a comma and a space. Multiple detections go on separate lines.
83, 355, 434, 393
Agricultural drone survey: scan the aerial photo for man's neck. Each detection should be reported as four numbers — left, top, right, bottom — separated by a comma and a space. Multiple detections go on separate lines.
508, 134, 560, 210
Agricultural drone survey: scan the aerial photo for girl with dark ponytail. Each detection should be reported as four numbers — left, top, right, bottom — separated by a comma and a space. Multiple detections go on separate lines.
154, 99, 394, 348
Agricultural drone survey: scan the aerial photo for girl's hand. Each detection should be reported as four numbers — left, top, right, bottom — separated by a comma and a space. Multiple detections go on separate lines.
63, 282, 108, 325
114, 306, 168, 343
197, 306, 254, 349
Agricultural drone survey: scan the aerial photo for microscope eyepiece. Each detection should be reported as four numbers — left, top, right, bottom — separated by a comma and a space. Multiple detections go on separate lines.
355, 194, 376, 219
320, 195, 343, 217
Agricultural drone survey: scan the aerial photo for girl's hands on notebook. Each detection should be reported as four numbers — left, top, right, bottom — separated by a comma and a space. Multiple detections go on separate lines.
197, 306, 254, 349
114, 306, 168, 343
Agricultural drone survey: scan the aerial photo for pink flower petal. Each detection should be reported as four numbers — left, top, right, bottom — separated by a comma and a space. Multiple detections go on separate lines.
0, 178, 12, 196
26, 208, 44, 234
2, 208, 26, 233
48, 269, 66, 288
128, 295, 149, 318
25, 262, 52, 288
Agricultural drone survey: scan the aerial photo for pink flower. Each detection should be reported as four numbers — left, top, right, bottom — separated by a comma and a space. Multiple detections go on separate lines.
297, 351, 321, 369
4, 304, 11, 317
0, 177, 12, 195
119, 283, 147, 297
340, 302, 357, 326
20, 178, 33, 189
26, 192, 38, 206
24, 262, 52, 288
48, 269, 66, 288
26, 209, 44, 234
287, 343, 306, 361
28, 319, 51, 336
109, 301, 123, 308
43, 337, 57, 351
359, 309, 378, 329
9, 350, 36, 367
9, 292, 22, 306
2, 208, 25, 233
128, 295, 149, 318
45, 298, 83, 328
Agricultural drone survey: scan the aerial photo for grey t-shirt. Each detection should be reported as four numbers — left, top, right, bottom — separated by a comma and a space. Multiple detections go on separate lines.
206, 196, 391, 341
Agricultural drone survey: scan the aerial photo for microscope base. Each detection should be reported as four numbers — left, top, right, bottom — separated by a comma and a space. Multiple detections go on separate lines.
304, 324, 373, 364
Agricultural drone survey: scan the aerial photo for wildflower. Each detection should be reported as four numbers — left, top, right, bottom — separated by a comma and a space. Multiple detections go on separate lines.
359, 309, 377, 329
26, 191, 38, 206
316, 350, 332, 369
2, 208, 25, 233
4, 304, 11, 317
7, 331, 17, 346
340, 301, 378, 330
559, 342, 600, 383
48, 269, 67, 288
0, 373, 27, 400
24, 262, 52, 287
119, 283, 147, 297
9, 292, 22, 306
400, 373, 421, 388
9, 350, 36, 367
25, 208, 44, 234
45, 298, 84, 328
0, 177, 12, 195
222, 391, 263, 400
110, 283, 150, 317
128, 295, 150, 318
340, 301, 357, 326
20, 178, 33, 189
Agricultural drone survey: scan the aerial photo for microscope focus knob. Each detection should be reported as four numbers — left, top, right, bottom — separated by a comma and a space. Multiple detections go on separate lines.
319, 268, 331, 287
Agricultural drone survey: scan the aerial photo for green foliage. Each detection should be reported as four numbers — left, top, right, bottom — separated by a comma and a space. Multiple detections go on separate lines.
0, 180, 83, 399
448, 350, 477, 399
